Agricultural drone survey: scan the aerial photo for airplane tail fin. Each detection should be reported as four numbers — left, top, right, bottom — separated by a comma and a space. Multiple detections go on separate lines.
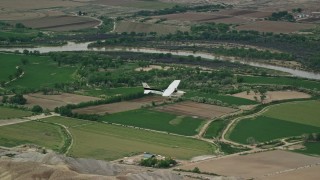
142, 83, 151, 94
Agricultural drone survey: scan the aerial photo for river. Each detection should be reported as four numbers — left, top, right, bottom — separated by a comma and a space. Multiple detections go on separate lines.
1, 41, 320, 80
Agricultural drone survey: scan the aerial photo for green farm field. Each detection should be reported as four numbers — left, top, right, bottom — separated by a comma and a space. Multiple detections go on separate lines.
229, 101, 320, 144
295, 142, 320, 156
69, 122, 215, 160
186, 91, 257, 105
0, 53, 24, 81
0, 106, 32, 119
204, 120, 225, 139
99, 109, 205, 136
0, 121, 64, 150
240, 76, 320, 90
264, 101, 320, 127
229, 116, 320, 144
2, 53, 76, 89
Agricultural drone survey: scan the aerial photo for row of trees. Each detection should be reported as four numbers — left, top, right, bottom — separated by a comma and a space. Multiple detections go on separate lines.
134, 4, 226, 16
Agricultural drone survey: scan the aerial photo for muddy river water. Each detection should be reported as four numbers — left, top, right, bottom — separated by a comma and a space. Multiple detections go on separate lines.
1, 41, 320, 80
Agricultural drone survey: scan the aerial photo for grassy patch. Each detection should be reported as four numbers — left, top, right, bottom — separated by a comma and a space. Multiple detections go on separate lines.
264, 101, 320, 127
4, 53, 76, 89
0, 107, 32, 119
185, 91, 257, 105
229, 116, 320, 144
42, 116, 90, 128
69, 121, 216, 160
240, 76, 320, 90
0, 53, 23, 82
0, 121, 64, 150
294, 142, 320, 156
219, 142, 250, 155
99, 109, 205, 136
203, 120, 225, 139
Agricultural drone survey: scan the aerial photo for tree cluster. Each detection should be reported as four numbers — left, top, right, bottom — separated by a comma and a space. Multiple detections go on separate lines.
2, 94, 27, 105
139, 157, 177, 168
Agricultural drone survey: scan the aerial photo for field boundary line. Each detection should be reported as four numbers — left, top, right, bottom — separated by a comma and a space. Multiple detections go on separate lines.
0, 113, 57, 127
39, 120, 73, 155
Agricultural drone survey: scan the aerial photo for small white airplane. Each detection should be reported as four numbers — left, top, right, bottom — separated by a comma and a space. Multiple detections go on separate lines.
142, 80, 185, 97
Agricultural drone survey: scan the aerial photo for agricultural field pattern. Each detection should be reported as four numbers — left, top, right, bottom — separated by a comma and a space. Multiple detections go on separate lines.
0, 0, 320, 179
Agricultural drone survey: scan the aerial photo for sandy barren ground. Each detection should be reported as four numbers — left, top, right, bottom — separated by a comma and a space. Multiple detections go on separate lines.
73, 96, 166, 114
0, 149, 184, 180
135, 65, 170, 71
24, 93, 101, 110
155, 101, 237, 119
232, 90, 311, 103
181, 150, 320, 179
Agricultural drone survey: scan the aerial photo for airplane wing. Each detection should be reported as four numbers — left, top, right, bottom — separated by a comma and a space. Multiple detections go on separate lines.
162, 80, 180, 97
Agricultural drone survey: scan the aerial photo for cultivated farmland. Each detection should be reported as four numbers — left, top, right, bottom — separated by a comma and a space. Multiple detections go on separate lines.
240, 76, 320, 90
185, 91, 257, 105
263, 101, 320, 127
41, 116, 216, 160
0, 121, 64, 150
229, 116, 320, 144
24, 93, 101, 110
115, 21, 189, 35
79, 87, 143, 98
236, 21, 316, 33
232, 90, 311, 103
73, 96, 166, 114
155, 101, 238, 119
0, 0, 81, 20
20, 15, 100, 31
0, 107, 32, 119
99, 109, 205, 136
94, 0, 176, 9
229, 101, 320, 144
181, 150, 320, 179
295, 142, 320, 156
203, 120, 225, 138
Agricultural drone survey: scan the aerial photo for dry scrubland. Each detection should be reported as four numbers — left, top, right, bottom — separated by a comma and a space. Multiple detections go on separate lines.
0, 149, 182, 180
181, 150, 320, 179
155, 101, 237, 119
232, 90, 311, 103
24, 93, 101, 110
73, 96, 166, 115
